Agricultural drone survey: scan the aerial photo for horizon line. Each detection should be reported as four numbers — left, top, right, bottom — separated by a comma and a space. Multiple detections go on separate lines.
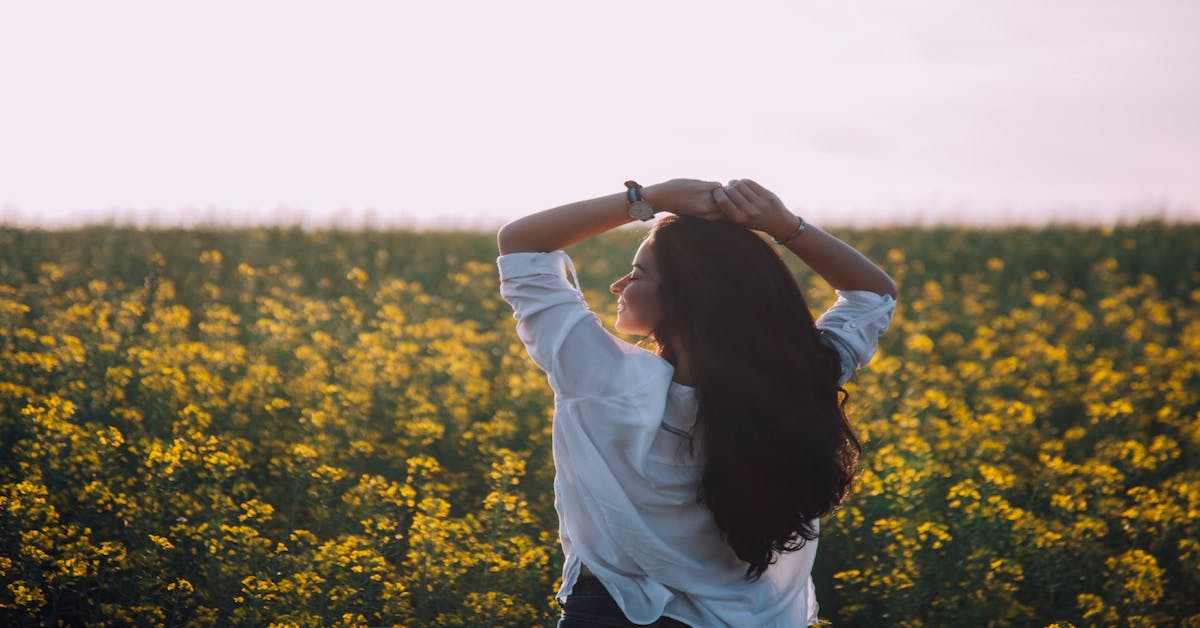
2, 202, 1197, 232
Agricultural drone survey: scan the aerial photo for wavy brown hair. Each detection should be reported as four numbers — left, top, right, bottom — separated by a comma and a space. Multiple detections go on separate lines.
647, 215, 861, 580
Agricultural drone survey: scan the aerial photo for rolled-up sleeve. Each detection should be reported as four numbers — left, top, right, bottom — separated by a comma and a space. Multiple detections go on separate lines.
498, 251, 666, 399
815, 289, 897, 385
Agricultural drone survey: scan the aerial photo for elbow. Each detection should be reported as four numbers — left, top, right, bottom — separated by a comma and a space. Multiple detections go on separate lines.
496, 221, 515, 255
859, 275, 898, 301
497, 218, 553, 255
496, 220, 527, 255
881, 276, 899, 301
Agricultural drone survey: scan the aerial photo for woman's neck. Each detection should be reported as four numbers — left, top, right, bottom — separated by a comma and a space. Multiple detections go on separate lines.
666, 341, 695, 386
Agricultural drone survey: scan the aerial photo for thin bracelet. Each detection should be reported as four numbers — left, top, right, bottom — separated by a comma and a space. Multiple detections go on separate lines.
772, 215, 808, 245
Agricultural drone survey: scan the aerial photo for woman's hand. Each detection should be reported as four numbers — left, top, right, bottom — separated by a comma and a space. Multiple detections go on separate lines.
714, 179, 898, 297
643, 179, 724, 220
712, 179, 801, 239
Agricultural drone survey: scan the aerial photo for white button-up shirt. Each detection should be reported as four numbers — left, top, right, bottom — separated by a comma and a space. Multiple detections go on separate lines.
498, 250, 895, 627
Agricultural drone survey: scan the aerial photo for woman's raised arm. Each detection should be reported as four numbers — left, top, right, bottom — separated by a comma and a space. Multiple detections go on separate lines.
712, 179, 898, 299
496, 179, 723, 255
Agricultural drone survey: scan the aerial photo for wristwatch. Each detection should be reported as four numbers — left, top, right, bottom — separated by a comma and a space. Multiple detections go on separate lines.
624, 180, 656, 221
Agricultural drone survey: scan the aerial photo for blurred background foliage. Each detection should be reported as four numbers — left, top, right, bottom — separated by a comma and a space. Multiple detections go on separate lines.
0, 221, 1197, 626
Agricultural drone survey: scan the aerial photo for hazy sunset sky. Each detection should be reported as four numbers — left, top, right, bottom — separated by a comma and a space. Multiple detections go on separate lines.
1, 1, 1197, 228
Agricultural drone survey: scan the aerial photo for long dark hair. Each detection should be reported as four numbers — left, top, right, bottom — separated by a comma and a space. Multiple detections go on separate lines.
648, 215, 861, 580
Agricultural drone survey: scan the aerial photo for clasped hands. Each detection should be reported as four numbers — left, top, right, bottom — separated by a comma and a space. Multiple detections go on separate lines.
644, 178, 800, 240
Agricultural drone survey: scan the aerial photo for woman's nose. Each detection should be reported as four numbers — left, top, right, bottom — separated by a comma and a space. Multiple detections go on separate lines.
610, 278, 624, 294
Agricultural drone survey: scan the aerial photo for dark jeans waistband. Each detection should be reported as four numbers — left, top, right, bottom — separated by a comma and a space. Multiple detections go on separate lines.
558, 575, 691, 628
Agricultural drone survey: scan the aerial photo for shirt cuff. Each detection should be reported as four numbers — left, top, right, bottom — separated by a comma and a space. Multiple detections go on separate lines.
832, 288, 896, 307
497, 251, 571, 282
820, 289, 897, 329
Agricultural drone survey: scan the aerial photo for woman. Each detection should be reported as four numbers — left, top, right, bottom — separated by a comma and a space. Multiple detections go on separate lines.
496, 178, 897, 627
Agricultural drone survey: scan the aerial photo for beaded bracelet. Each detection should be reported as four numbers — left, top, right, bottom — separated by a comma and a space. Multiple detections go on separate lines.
772, 215, 808, 245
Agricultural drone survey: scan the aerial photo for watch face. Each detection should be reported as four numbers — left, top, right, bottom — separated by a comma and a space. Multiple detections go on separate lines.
629, 200, 655, 221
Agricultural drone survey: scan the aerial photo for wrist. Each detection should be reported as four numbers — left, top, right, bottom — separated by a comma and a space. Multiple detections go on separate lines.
770, 214, 808, 244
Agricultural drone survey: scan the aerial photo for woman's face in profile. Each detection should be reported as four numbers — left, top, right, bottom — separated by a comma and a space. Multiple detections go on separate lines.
610, 239, 663, 337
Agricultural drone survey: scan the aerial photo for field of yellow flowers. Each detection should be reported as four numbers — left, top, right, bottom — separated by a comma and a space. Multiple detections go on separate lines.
1, 222, 1197, 626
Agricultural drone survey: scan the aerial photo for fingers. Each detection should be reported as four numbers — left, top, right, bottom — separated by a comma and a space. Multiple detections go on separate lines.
740, 179, 772, 198
725, 180, 762, 206
711, 186, 742, 222
713, 180, 763, 224
697, 181, 724, 218
726, 179, 764, 203
722, 185, 754, 223
711, 178, 790, 232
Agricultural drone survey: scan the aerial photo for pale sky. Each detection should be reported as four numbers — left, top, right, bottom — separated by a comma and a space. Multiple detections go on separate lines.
1, 0, 1197, 228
